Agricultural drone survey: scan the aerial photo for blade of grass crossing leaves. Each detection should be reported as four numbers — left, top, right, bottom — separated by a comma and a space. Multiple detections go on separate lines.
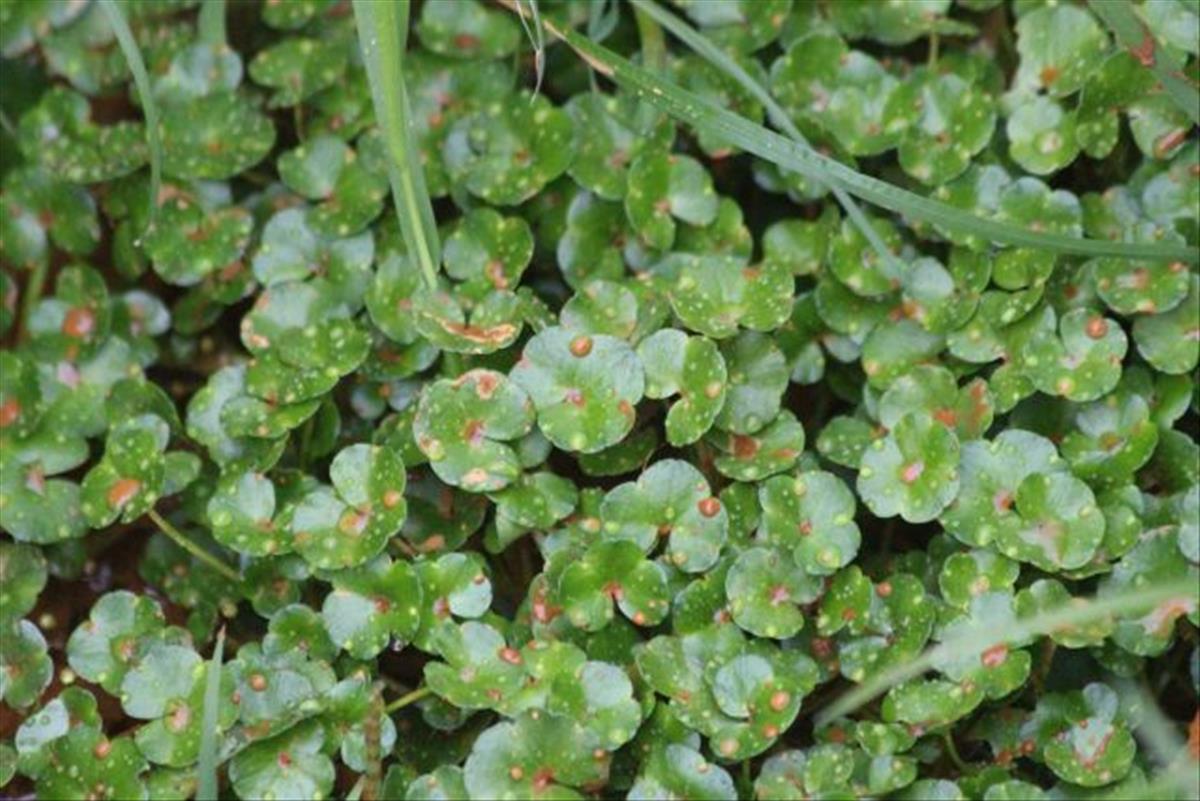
813, 577, 1199, 727
196, 627, 226, 801
1089, 0, 1200, 127
498, 1, 1198, 264
198, 0, 227, 47
354, 0, 441, 289
629, 0, 902, 275
1117, 680, 1200, 799
100, 0, 162, 234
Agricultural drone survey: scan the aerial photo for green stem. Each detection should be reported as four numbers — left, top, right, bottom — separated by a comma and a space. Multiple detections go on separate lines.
738, 760, 752, 799
385, 685, 432, 713
297, 414, 316, 470
148, 508, 241, 584
99, 0, 162, 233
927, 30, 940, 68
942, 731, 968, 772
633, 5, 666, 73
19, 258, 49, 343
353, 0, 442, 289
198, 0, 227, 47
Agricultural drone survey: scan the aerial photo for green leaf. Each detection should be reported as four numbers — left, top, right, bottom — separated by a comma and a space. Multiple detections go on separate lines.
1022, 308, 1128, 402
229, 719, 334, 801
414, 369, 534, 492
625, 151, 718, 250
0, 542, 47, 626
249, 36, 347, 107
424, 620, 525, 710
463, 712, 603, 799
1133, 274, 1200, 375
628, 743, 735, 800
637, 329, 727, 446
35, 728, 147, 801
18, 87, 147, 183
566, 92, 674, 201
1, 620, 52, 708
160, 93, 275, 180
443, 91, 573, 206
284, 443, 407, 570
1012, 4, 1109, 98
322, 555, 421, 658
666, 253, 793, 338
726, 547, 819, 639
758, 471, 861, 576
557, 540, 670, 630
1039, 683, 1136, 787
415, 0, 521, 60
66, 591, 167, 694
510, 326, 644, 454
711, 409, 806, 482
599, 459, 727, 573
858, 412, 960, 524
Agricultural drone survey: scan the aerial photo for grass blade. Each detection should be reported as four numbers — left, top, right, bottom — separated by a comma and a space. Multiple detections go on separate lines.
354, 0, 441, 290
100, 0, 162, 233
813, 576, 1198, 727
196, 627, 226, 801
630, 0, 902, 274
1089, 0, 1200, 127
499, 1, 1198, 264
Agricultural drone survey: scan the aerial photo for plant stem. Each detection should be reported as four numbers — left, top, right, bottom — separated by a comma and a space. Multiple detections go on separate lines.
942, 731, 968, 772
148, 508, 241, 584
633, 5, 666, 73
198, 0, 227, 47
19, 258, 49, 343
927, 30, 940, 67
362, 683, 384, 801
385, 685, 432, 713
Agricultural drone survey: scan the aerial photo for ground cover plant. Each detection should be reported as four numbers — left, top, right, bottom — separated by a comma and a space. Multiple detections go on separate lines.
0, 0, 1198, 798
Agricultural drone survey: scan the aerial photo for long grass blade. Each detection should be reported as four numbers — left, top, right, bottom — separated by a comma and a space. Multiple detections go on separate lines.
354, 0, 441, 289
100, 0, 162, 233
196, 627, 226, 801
498, 0, 1198, 264
630, 0, 902, 274
813, 576, 1198, 727
1117, 680, 1200, 799
1089, 0, 1200, 127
